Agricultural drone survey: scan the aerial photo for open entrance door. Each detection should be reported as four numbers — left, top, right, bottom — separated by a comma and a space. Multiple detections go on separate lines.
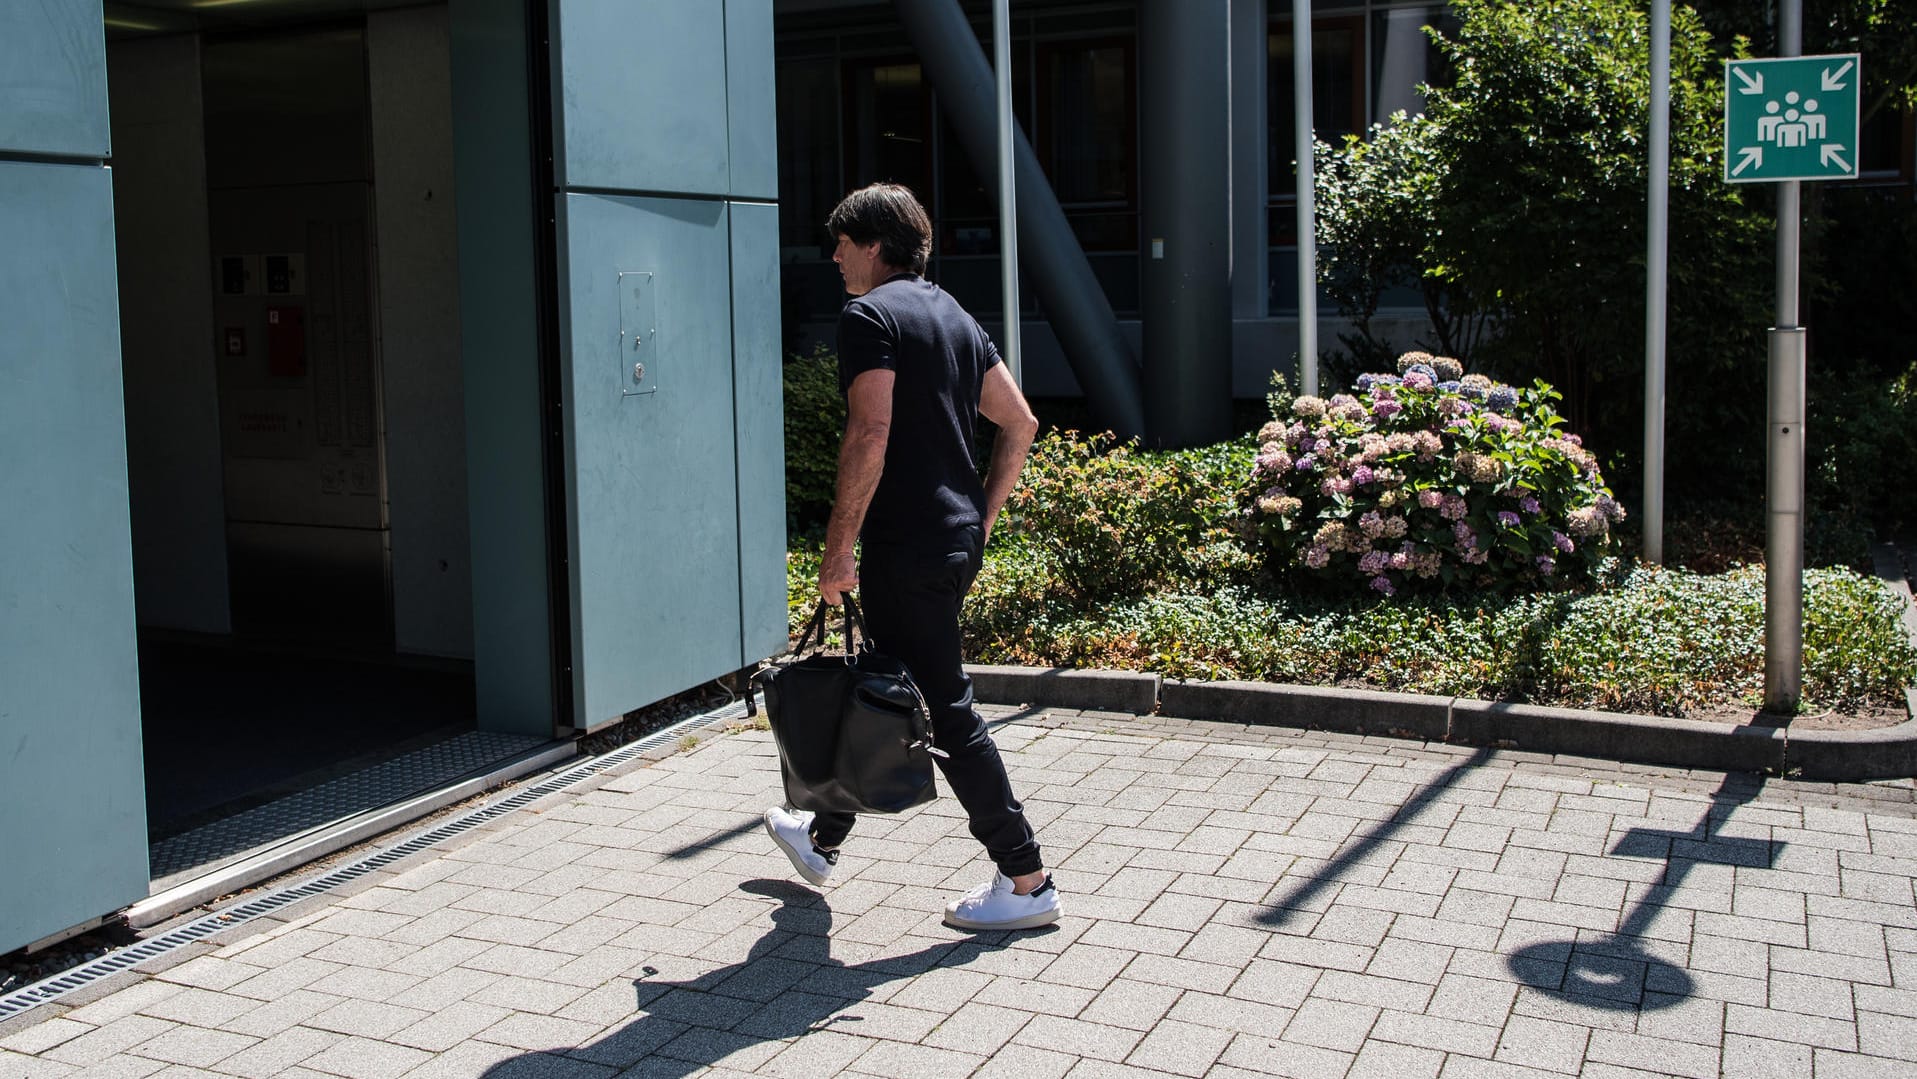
102, 4, 555, 898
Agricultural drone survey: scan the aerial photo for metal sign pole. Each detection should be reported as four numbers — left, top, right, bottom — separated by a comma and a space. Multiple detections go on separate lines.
1765, 0, 1805, 713
994, 0, 1022, 387
1293, 0, 1317, 396
1643, 0, 1670, 565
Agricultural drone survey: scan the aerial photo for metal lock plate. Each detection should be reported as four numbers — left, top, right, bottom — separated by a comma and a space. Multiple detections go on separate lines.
618, 271, 657, 397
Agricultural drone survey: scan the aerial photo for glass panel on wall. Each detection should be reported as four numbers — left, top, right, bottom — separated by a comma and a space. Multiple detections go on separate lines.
934, 47, 1029, 259
1043, 41, 1131, 206
1041, 38, 1135, 254
1268, 17, 1366, 203
843, 58, 930, 204
1370, 5, 1460, 125
778, 57, 839, 255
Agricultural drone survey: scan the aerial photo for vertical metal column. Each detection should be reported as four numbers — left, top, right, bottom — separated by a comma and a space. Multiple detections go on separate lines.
1643, 0, 1670, 564
1292, 0, 1318, 395
1765, 0, 1806, 714
993, 0, 1021, 385
1139, 0, 1232, 447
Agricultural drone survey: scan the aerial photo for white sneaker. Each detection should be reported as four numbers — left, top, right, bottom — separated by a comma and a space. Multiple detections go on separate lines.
944, 872, 1061, 931
764, 806, 837, 886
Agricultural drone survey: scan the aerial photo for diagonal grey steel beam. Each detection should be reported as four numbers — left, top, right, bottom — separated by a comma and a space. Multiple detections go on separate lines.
895, 0, 1145, 440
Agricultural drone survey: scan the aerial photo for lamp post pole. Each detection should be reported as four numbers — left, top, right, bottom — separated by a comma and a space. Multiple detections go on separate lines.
1764, 0, 1806, 714
994, 0, 1021, 386
1643, 0, 1670, 564
1292, 0, 1317, 395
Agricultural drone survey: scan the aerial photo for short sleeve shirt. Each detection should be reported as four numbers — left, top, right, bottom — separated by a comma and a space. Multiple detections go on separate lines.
837, 274, 1001, 546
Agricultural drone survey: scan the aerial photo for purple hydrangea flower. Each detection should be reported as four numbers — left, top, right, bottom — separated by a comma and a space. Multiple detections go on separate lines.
1372, 400, 1404, 419
1520, 495, 1541, 515
1553, 531, 1575, 553
1487, 385, 1519, 411
1370, 575, 1397, 597
1351, 465, 1376, 486
1497, 510, 1521, 528
1535, 555, 1557, 576
1293, 454, 1315, 472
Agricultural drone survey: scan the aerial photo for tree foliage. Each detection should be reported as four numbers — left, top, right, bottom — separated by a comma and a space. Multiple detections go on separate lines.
1315, 0, 1776, 496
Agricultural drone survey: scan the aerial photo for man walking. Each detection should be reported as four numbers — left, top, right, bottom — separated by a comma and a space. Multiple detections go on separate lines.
764, 183, 1058, 931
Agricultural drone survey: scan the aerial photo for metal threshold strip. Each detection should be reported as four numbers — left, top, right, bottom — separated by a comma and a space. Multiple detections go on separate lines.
0, 697, 752, 1023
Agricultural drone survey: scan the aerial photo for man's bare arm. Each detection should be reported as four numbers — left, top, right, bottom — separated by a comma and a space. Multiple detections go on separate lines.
976, 362, 1039, 544
820, 369, 895, 604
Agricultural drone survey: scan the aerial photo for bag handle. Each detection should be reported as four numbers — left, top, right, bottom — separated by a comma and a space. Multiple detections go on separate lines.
790, 595, 872, 659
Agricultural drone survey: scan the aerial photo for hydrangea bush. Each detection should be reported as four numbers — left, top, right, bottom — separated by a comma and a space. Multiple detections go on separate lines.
1243, 351, 1624, 595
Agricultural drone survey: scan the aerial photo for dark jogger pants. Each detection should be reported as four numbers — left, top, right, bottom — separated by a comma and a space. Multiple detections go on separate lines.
808, 525, 1043, 878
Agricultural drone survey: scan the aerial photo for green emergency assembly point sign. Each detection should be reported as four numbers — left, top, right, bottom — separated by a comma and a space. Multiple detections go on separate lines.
1724, 54, 1861, 183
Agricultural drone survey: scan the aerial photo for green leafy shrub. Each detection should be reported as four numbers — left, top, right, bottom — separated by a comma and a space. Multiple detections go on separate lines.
1243, 355, 1623, 597
998, 431, 1254, 601
782, 346, 845, 535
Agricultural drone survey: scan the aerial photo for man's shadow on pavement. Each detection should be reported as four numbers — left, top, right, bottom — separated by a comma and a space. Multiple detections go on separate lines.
478, 878, 1040, 1077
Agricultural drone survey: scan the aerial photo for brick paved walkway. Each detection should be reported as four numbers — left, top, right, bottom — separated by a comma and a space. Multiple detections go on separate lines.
4, 705, 1916, 1078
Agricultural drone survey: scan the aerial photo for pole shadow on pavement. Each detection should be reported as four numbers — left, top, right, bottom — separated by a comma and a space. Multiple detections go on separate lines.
478, 879, 1038, 1077
1508, 771, 1774, 1011
1258, 746, 1495, 927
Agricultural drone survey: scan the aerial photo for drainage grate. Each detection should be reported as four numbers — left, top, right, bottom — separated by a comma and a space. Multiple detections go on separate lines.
0, 696, 753, 1022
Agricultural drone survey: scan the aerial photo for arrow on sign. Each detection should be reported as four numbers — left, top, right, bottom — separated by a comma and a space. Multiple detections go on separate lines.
1822, 60, 1854, 92
1733, 67, 1765, 95
1821, 143, 1851, 171
1731, 146, 1763, 176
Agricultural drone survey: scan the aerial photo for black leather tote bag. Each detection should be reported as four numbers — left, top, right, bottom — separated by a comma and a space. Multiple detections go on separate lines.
753, 598, 942, 815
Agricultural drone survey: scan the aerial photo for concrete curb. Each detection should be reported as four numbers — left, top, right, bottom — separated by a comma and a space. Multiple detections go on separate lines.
967, 664, 1161, 715
968, 665, 1917, 782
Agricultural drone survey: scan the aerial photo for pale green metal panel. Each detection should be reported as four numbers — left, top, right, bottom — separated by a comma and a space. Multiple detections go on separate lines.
0, 0, 110, 158
550, 0, 729, 197
0, 161, 149, 953
730, 201, 789, 662
557, 193, 745, 726
724, 0, 777, 201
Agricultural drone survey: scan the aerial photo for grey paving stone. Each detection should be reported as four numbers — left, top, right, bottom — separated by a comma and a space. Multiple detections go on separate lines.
1216, 1032, 1353, 1078
0, 1017, 90, 1056
211, 1025, 340, 1077
1122, 1018, 1233, 1077
1725, 1004, 1860, 1051
1811, 1047, 1917, 1078
1014, 1014, 1147, 1062
1076, 979, 1182, 1033
1345, 1040, 1444, 1079
1856, 1009, 1917, 1059
1279, 998, 1377, 1053
126, 1025, 257, 1069
1585, 1029, 1721, 1078
1719, 1032, 1815, 1079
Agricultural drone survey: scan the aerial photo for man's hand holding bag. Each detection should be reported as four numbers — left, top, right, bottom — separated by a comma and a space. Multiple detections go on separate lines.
753, 597, 943, 815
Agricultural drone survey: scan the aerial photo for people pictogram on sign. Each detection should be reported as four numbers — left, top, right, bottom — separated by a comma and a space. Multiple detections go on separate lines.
1756, 91, 1826, 149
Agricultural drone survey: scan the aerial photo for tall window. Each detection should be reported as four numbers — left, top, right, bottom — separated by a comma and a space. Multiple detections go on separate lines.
1039, 37, 1136, 252
777, 57, 839, 254
1268, 16, 1367, 241
841, 58, 931, 207
1370, 5, 1460, 125
1860, 104, 1915, 181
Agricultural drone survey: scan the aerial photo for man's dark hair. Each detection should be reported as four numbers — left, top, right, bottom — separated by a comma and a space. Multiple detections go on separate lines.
826, 183, 932, 275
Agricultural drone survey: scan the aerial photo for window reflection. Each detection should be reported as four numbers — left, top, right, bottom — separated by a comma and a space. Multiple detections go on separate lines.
1370, 6, 1459, 125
